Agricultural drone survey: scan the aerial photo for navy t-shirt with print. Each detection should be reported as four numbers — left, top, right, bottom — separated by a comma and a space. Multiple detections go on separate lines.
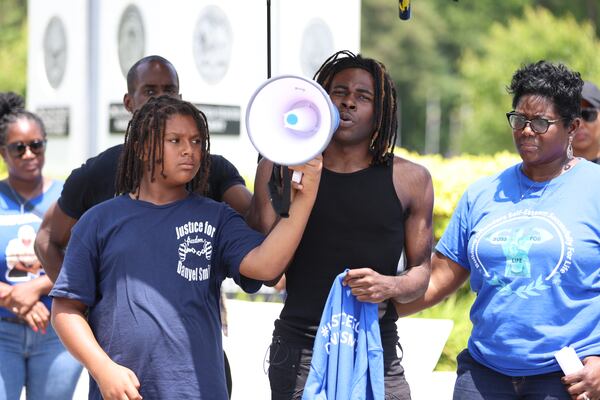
51, 194, 264, 399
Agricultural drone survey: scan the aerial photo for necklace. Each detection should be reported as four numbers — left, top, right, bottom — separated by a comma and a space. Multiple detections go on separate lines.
5, 179, 43, 214
7, 183, 27, 214
516, 168, 548, 201
516, 159, 573, 201
517, 171, 548, 201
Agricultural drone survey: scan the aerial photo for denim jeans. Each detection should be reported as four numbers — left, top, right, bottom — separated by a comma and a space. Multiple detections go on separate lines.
454, 349, 571, 400
0, 319, 82, 400
268, 336, 411, 400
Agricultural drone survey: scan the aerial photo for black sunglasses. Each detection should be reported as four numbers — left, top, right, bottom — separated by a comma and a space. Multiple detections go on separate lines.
581, 108, 598, 123
506, 112, 562, 134
4, 139, 47, 158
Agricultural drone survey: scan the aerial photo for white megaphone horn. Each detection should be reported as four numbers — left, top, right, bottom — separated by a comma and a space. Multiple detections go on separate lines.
245, 75, 340, 183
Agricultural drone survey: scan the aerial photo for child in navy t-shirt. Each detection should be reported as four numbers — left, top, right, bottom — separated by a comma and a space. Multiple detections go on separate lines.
50, 96, 322, 400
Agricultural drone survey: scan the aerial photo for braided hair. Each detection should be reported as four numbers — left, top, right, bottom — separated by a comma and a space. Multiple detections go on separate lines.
313, 50, 398, 165
0, 92, 47, 146
116, 95, 210, 196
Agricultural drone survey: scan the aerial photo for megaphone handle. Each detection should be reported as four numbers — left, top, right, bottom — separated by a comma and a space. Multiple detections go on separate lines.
268, 164, 292, 218
292, 170, 303, 184
279, 167, 292, 218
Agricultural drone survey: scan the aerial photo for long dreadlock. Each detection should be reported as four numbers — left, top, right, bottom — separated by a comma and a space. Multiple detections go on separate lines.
313, 50, 398, 165
116, 95, 210, 196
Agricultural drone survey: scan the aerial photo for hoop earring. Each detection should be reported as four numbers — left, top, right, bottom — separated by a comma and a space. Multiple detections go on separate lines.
567, 135, 574, 160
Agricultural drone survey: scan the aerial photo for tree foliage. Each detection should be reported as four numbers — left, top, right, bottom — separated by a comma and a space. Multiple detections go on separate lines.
458, 7, 600, 154
362, 0, 453, 150
361, 0, 600, 155
0, 0, 27, 96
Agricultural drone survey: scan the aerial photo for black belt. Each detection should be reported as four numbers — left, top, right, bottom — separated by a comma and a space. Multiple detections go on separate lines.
0, 316, 28, 325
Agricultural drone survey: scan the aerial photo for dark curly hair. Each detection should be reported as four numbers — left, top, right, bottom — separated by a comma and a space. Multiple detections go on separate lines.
116, 95, 210, 196
507, 61, 583, 124
0, 92, 47, 146
313, 50, 398, 165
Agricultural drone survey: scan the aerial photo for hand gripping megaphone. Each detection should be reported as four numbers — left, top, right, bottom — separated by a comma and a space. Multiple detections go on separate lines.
245, 75, 340, 183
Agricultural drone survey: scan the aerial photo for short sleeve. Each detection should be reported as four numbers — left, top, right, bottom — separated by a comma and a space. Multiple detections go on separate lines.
57, 145, 121, 219
207, 155, 246, 202
214, 206, 264, 293
435, 190, 472, 271
49, 214, 101, 306
57, 163, 95, 219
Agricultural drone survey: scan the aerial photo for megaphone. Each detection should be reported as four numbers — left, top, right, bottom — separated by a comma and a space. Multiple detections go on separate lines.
246, 75, 340, 182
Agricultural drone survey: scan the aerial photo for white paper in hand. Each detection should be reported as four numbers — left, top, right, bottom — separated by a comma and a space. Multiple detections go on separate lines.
554, 346, 584, 375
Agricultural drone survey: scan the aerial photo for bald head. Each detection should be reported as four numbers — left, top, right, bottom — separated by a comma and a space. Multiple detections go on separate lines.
124, 55, 181, 113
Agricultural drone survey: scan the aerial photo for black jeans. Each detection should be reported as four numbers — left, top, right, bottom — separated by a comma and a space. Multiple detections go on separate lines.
268, 336, 411, 400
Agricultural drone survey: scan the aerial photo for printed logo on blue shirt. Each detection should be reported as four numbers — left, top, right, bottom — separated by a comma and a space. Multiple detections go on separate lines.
4, 224, 43, 282
174, 221, 216, 282
319, 310, 360, 354
487, 227, 553, 278
470, 209, 574, 299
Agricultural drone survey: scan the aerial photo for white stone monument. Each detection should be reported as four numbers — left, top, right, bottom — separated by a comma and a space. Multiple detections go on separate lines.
27, 0, 361, 179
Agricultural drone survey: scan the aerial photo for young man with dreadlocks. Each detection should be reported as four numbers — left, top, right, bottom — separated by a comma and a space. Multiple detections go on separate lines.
49, 96, 322, 400
250, 50, 434, 399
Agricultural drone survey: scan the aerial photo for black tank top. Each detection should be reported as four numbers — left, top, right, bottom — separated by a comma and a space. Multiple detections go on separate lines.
274, 162, 406, 351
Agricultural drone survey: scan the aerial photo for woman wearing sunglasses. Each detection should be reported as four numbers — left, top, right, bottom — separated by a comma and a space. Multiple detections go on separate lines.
573, 81, 600, 164
0, 92, 81, 399
396, 61, 600, 400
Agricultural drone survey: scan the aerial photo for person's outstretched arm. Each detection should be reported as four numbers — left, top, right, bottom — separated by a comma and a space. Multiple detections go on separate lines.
394, 252, 470, 317
34, 202, 76, 282
52, 297, 143, 400
240, 156, 322, 281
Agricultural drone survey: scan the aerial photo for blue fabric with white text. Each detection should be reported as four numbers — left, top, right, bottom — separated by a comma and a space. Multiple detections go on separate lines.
50, 194, 263, 399
302, 270, 384, 399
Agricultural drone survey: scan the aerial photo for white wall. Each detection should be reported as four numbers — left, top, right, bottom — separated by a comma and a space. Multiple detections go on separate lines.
27, 0, 89, 177
27, 0, 361, 179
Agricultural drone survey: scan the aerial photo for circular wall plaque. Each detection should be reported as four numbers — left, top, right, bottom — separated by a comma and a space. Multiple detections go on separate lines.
43, 16, 67, 89
300, 19, 334, 77
117, 4, 145, 78
193, 5, 233, 84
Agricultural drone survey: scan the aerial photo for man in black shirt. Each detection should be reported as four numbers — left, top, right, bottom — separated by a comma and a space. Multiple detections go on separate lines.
251, 51, 433, 400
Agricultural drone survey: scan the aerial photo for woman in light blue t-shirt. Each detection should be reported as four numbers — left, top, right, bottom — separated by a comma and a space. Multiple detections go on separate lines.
397, 62, 600, 400
0, 92, 82, 399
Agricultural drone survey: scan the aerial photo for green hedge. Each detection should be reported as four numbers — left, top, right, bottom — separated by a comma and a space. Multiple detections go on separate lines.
397, 148, 521, 240
244, 149, 521, 241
